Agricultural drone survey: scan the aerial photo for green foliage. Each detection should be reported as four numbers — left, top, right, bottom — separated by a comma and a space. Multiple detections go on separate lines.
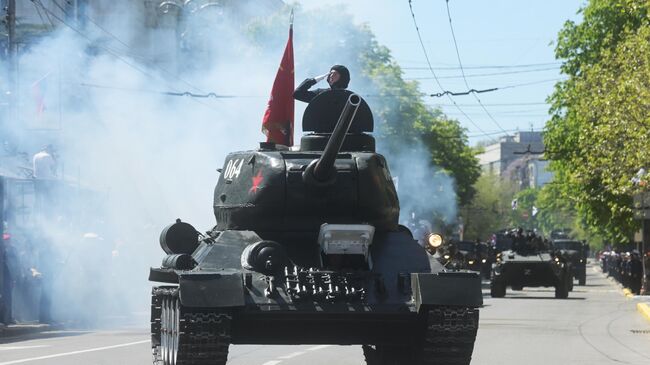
462, 174, 516, 240
547, 0, 650, 243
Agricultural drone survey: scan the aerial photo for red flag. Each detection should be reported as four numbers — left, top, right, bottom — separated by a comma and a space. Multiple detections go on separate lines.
261, 17, 294, 146
32, 73, 50, 118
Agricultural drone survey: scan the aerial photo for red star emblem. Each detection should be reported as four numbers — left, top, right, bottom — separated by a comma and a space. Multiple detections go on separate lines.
249, 171, 264, 193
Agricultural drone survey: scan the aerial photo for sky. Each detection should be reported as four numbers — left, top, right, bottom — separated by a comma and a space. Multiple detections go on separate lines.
294, 0, 585, 145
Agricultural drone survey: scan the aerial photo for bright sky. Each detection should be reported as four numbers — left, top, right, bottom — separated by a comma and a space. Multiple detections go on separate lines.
294, 0, 585, 145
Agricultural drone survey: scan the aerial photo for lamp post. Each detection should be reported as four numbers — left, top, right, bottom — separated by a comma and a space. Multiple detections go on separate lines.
632, 168, 649, 295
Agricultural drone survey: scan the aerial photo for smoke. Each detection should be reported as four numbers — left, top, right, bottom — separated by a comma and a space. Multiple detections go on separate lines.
3, 1, 280, 327
387, 143, 458, 231
1, 1, 458, 327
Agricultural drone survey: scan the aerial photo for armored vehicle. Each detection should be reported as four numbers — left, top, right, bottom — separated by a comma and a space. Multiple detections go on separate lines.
438, 240, 485, 273
490, 231, 571, 299
553, 239, 588, 285
149, 90, 483, 365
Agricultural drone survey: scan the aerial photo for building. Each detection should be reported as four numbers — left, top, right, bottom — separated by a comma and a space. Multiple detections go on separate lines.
477, 131, 553, 189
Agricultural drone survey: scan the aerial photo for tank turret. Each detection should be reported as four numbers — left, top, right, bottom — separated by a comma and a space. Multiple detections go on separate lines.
212, 89, 398, 232
303, 93, 360, 185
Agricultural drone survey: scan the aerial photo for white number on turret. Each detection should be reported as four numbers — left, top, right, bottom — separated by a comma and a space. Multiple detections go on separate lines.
224, 158, 244, 180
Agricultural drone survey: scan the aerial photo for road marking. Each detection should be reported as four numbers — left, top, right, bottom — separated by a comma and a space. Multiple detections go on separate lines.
278, 351, 306, 359
0, 340, 150, 365
0, 346, 49, 351
306, 345, 331, 351
261, 361, 283, 365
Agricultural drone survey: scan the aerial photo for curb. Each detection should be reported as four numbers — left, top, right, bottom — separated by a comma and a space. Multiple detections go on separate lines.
623, 288, 635, 298
637, 303, 650, 323
0, 324, 54, 339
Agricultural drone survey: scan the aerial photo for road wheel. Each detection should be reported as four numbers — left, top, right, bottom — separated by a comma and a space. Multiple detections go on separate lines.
490, 281, 506, 298
578, 271, 586, 286
152, 287, 231, 365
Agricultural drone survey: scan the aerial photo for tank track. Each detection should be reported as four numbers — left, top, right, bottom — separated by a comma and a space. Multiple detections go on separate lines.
422, 306, 479, 365
151, 287, 232, 365
362, 306, 479, 365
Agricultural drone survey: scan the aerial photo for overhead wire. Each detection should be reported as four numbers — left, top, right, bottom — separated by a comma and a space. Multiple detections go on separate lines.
407, 0, 497, 143
444, 0, 510, 137
406, 66, 560, 80
402, 62, 560, 70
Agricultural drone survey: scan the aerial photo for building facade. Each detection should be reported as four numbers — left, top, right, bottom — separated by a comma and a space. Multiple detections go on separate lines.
477, 131, 553, 189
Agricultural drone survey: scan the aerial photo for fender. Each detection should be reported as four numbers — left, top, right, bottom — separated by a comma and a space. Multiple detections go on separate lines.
411, 271, 483, 312
179, 271, 245, 308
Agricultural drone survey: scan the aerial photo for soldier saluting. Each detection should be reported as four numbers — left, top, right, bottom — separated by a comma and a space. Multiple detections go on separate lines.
293, 65, 350, 103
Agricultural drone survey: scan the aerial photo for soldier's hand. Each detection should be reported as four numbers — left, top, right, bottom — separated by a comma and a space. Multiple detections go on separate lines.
314, 71, 332, 83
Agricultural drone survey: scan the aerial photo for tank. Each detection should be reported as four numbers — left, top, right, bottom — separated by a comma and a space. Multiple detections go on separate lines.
148, 90, 483, 365
490, 229, 572, 298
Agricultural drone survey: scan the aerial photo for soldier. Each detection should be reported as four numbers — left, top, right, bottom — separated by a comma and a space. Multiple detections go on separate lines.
629, 252, 643, 294
294, 65, 350, 103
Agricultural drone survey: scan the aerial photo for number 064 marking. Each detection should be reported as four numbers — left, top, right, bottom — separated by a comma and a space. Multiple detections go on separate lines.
224, 158, 244, 180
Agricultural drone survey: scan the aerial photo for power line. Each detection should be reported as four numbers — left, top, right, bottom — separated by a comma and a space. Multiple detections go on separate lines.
444, 0, 510, 137
363, 76, 560, 99
407, 0, 496, 143
431, 102, 548, 107
402, 62, 561, 70
80, 83, 255, 99
406, 66, 560, 80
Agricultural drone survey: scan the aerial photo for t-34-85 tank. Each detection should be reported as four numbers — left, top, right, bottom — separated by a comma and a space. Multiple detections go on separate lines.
149, 90, 483, 365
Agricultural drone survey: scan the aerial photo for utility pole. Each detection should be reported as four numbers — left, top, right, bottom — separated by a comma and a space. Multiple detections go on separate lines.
6, 0, 17, 132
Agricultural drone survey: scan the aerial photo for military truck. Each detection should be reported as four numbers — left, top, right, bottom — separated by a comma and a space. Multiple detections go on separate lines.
490, 230, 571, 299
148, 90, 483, 365
553, 239, 588, 285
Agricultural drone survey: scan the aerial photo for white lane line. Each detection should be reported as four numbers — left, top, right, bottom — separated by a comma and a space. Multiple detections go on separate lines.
278, 351, 306, 359
0, 340, 150, 365
306, 345, 331, 351
0, 346, 49, 351
261, 361, 283, 365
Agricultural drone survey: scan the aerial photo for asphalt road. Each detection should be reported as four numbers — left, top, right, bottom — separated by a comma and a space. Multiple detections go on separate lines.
1, 263, 649, 365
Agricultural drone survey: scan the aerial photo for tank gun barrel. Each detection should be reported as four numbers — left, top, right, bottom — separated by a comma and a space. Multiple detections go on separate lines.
305, 93, 361, 184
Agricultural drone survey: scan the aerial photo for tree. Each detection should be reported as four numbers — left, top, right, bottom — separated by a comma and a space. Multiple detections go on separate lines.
462, 174, 516, 241
546, 0, 650, 243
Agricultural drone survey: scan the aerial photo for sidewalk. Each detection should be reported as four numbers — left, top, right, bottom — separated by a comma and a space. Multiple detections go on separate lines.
0, 323, 59, 339
596, 266, 650, 323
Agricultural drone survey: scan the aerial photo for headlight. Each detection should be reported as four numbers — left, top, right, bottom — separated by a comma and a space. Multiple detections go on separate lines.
580, 259, 584, 263
554, 257, 560, 262
468, 260, 475, 265
444, 254, 450, 260
482, 259, 487, 263
427, 233, 444, 249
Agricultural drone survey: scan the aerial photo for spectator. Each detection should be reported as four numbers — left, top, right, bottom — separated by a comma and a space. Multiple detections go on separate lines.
32, 145, 57, 219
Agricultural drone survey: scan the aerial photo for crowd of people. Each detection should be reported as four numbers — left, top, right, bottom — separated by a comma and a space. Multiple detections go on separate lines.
599, 249, 647, 295
1, 142, 145, 328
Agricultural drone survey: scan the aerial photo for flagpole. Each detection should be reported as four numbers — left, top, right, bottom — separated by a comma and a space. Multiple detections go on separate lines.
290, 8, 294, 29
